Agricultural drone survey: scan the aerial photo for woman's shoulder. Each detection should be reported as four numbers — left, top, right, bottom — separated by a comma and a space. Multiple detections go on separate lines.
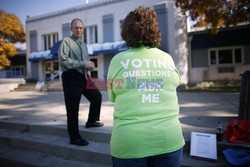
111, 50, 130, 62
153, 47, 169, 55
152, 48, 173, 59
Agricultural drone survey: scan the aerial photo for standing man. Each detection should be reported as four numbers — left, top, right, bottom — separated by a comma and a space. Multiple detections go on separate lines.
59, 18, 103, 146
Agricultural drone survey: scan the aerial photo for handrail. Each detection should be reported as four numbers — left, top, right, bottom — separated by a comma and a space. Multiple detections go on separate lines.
45, 71, 63, 91
46, 71, 63, 82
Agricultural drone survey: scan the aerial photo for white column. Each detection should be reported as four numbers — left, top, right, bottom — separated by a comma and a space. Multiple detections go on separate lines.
167, 1, 188, 84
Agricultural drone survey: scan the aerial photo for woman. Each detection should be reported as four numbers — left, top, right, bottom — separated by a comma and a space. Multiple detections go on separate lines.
107, 7, 185, 167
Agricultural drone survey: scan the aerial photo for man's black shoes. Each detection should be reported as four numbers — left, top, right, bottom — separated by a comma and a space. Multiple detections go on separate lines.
85, 121, 104, 128
70, 138, 89, 146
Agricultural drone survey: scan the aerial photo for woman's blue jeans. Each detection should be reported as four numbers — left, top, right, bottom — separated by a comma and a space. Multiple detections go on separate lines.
112, 147, 183, 167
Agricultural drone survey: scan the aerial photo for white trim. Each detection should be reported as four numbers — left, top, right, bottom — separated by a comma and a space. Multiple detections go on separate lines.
42, 32, 59, 50
85, 25, 98, 44
208, 46, 244, 66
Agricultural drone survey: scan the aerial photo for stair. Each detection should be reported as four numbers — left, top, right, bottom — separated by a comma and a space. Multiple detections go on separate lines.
0, 121, 246, 167
14, 83, 36, 91
14, 80, 63, 92
46, 80, 63, 91
0, 144, 109, 167
0, 121, 111, 166
0, 83, 19, 93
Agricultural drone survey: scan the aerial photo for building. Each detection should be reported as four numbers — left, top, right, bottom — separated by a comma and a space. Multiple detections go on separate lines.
0, 50, 27, 78
188, 24, 250, 84
25, 0, 188, 84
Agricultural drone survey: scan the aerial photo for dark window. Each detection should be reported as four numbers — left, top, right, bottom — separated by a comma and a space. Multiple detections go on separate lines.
210, 51, 216, 64
84, 28, 87, 43
90, 58, 98, 68
53, 62, 59, 71
47, 35, 51, 50
95, 26, 98, 43
235, 48, 242, 63
43, 35, 47, 50
218, 50, 232, 64
53, 34, 56, 44
45, 73, 51, 79
91, 71, 98, 78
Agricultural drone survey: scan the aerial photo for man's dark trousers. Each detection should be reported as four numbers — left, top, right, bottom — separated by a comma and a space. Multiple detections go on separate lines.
62, 70, 102, 140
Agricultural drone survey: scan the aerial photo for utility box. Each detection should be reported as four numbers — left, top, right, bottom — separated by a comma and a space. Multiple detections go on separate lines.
239, 71, 250, 120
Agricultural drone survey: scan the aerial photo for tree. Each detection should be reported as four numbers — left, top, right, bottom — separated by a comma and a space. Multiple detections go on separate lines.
0, 10, 25, 70
176, 0, 250, 34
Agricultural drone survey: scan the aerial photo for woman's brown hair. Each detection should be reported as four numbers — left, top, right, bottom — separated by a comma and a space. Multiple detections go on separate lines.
121, 7, 161, 48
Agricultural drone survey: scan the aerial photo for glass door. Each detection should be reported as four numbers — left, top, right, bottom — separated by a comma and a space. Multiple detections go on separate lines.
44, 61, 52, 79
44, 61, 59, 80
53, 61, 59, 80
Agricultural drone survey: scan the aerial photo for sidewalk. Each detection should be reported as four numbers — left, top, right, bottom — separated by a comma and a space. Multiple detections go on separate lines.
0, 91, 241, 166
0, 91, 239, 139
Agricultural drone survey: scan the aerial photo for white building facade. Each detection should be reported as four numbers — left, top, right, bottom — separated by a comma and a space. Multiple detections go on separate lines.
26, 0, 188, 84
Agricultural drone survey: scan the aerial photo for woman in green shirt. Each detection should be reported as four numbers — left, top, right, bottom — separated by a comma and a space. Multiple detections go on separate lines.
107, 7, 185, 167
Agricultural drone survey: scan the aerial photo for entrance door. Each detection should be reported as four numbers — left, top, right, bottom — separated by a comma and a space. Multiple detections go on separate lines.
44, 61, 59, 80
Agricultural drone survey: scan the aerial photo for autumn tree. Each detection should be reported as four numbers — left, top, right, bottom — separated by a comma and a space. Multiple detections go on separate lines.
0, 10, 25, 70
176, 0, 250, 34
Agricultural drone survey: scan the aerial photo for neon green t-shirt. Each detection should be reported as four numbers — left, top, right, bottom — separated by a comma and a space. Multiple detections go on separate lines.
107, 46, 185, 158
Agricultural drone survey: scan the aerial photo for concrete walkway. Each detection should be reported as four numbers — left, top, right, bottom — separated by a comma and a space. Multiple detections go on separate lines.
0, 91, 239, 140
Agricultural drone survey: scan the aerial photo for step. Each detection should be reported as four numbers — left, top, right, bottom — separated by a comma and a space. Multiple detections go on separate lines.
0, 83, 18, 93
0, 144, 229, 167
0, 121, 111, 143
1, 121, 248, 155
0, 121, 247, 167
0, 128, 230, 167
0, 129, 112, 165
0, 144, 111, 167
14, 83, 36, 91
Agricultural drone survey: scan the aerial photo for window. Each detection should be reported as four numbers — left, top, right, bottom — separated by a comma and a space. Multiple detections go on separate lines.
53, 62, 59, 71
218, 50, 232, 64
235, 49, 242, 63
84, 25, 98, 44
209, 47, 243, 65
119, 20, 124, 40
84, 28, 87, 43
11, 66, 25, 77
90, 58, 98, 68
91, 71, 98, 78
210, 51, 216, 64
43, 32, 58, 50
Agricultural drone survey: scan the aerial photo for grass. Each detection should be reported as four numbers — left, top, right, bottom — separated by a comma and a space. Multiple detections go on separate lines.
186, 86, 240, 92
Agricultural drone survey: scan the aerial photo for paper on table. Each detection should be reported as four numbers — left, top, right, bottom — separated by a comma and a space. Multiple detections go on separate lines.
190, 132, 217, 161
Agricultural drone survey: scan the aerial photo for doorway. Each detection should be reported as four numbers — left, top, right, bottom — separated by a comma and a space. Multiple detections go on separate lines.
44, 61, 59, 80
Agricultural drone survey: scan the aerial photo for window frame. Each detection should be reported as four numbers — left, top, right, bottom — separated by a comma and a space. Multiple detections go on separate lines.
43, 32, 59, 50
84, 25, 98, 44
208, 46, 244, 66
11, 66, 25, 77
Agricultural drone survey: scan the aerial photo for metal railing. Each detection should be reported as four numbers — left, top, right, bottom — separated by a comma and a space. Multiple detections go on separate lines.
44, 71, 63, 91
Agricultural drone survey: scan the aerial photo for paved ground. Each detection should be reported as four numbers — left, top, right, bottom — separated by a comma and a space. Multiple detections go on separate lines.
0, 91, 239, 141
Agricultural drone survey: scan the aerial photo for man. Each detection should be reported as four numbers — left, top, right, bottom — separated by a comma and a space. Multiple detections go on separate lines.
59, 18, 103, 146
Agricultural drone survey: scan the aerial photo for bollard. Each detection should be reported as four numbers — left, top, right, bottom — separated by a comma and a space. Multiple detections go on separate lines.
239, 71, 250, 120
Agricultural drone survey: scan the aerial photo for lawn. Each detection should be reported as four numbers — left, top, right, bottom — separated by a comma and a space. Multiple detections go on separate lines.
186, 86, 240, 92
